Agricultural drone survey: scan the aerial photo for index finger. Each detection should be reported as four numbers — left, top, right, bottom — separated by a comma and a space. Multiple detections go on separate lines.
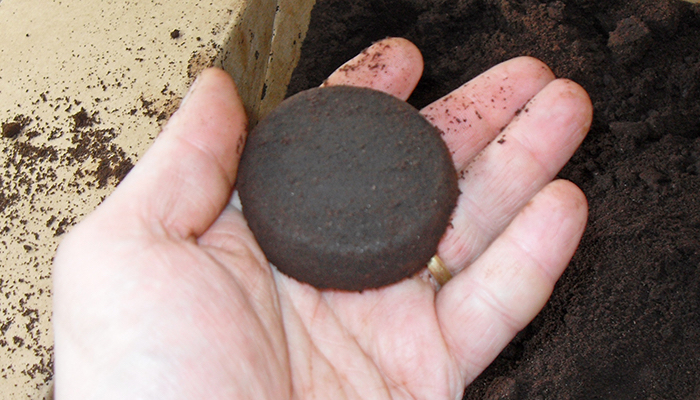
322, 37, 424, 100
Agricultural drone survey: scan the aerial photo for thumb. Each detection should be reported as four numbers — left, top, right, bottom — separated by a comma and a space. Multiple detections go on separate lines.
91, 68, 248, 239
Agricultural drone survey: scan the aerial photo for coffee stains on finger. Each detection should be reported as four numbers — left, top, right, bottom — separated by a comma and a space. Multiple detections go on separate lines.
235, 133, 246, 156
337, 42, 391, 78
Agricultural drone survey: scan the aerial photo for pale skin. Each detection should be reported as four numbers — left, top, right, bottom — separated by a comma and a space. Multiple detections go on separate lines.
53, 38, 592, 399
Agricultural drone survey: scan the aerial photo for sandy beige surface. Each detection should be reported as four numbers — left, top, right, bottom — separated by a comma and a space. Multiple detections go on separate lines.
0, 0, 313, 397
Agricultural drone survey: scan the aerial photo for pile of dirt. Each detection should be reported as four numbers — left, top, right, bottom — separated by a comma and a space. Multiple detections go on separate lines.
289, 0, 700, 398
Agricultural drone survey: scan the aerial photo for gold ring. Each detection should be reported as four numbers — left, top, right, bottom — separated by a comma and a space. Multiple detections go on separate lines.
427, 255, 452, 287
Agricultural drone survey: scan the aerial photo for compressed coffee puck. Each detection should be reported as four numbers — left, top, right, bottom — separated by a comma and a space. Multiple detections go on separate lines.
237, 86, 459, 291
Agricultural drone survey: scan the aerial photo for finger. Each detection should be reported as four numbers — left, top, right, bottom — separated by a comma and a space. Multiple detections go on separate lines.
421, 57, 555, 172
436, 179, 588, 383
98, 68, 248, 238
439, 79, 593, 272
322, 37, 423, 100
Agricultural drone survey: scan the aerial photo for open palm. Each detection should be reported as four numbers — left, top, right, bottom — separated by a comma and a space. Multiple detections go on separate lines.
53, 38, 591, 400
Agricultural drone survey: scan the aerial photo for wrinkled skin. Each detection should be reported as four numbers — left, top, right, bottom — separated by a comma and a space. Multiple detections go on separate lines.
53, 38, 592, 400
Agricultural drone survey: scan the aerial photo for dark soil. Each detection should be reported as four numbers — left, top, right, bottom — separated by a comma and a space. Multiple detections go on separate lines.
289, 0, 700, 398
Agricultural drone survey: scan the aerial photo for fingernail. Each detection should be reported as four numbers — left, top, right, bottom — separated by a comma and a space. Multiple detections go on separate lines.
180, 74, 202, 109
158, 74, 202, 138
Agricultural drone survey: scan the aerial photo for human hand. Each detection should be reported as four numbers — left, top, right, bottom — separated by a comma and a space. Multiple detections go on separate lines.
52, 38, 592, 399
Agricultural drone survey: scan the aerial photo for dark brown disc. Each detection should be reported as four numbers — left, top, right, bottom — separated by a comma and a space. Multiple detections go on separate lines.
237, 86, 459, 291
